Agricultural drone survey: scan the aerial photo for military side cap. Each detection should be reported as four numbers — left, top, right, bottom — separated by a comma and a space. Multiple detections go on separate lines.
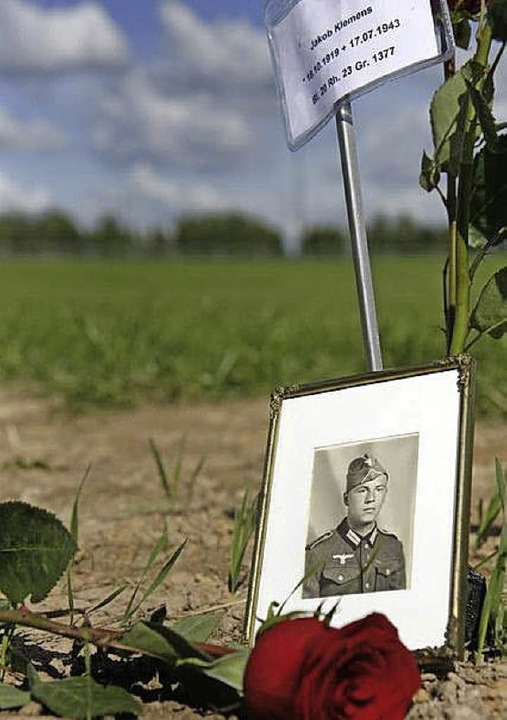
346, 453, 388, 492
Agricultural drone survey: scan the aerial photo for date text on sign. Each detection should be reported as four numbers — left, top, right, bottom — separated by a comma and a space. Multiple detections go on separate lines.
265, 0, 454, 150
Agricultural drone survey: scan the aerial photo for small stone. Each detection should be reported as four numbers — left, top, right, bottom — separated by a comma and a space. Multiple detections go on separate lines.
444, 706, 482, 719
421, 672, 437, 682
448, 671, 466, 687
19, 701, 43, 716
413, 688, 431, 703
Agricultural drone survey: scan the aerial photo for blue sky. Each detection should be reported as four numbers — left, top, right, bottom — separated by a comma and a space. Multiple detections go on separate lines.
0, 1, 505, 250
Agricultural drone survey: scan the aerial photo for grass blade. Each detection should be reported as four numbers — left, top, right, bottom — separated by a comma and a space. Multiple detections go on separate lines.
66, 572, 74, 627
150, 436, 192, 503
128, 539, 187, 621
149, 438, 170, 498
228, 491, 260, 593
67, 466, 91, 624
123, 522, 169, 622
171, 436, 186, 499
476, 459, 506, 662
184, 455, 205, 511
88, 585, 128, 615
476, 494, 503, 548
495, 457, 506, 508
70, 465, 92, 544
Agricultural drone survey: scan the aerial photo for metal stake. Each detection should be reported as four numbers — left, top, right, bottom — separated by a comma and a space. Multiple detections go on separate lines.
335, 100, 383, 373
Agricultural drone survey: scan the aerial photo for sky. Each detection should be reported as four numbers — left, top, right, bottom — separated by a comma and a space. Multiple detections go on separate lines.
0, 0, 505, 251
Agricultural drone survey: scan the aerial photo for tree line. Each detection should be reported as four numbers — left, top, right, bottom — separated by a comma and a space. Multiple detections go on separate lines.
0, 209, 451, 257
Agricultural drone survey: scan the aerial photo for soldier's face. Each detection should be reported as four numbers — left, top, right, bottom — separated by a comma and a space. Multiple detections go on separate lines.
345, 476, 388, 530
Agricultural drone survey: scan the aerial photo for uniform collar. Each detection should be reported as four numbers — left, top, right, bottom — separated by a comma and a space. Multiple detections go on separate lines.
339, 519, 378, 549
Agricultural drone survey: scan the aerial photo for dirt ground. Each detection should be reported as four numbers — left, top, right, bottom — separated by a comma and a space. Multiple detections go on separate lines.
0, 386, 505, 719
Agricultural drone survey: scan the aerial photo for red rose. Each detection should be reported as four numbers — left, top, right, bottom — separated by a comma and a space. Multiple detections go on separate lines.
243, 613, 420, 720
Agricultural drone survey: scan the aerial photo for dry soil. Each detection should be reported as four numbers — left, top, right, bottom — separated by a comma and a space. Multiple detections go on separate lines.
0, 387, 505, 719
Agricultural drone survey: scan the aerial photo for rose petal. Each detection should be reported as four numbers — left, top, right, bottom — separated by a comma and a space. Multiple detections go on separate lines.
244, 617, 329, 719
297, 615, 419, 720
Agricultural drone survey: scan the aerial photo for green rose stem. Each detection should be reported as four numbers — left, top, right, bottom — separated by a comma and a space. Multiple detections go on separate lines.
0, 607, 234, 661
443, 54, 458, 353
448, 15, 493, 354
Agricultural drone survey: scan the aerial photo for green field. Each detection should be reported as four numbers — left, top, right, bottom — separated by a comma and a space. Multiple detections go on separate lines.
0, 257, 504, 418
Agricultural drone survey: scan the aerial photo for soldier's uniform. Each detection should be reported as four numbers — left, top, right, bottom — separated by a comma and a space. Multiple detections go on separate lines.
303, 452, 406, 598
303, 518, 406, 597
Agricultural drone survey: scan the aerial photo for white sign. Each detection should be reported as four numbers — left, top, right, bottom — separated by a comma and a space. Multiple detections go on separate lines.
266, 0, 453, 149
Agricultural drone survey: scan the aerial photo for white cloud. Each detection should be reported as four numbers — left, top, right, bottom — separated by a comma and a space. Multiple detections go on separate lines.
129, 164, 227, 212
0, 171, 51, 212
357, 97, 432, 188
493, 53, 507, 120
0, 0, 128, 74
0, 108, 67, 151
6, 3, 504, 240
365, 183, 447, 224
159, 1, 271, 90
90, 3, 275, 175
94, 70, 250, 170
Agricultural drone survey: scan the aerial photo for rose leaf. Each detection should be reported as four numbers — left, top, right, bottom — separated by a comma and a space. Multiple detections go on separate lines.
419, 151, 441, 192
199, 649, 249, 692
0, 685, 31, 711
30, 676, 141, 719
170, 609, 226, 643
0, 501, 76, 605
471, 267, 507, 338
470, 134, 507, 243
488, 0, 507, 41
430, 69, 468, 174
452, 15, 472, 49
119, 620, 210, 664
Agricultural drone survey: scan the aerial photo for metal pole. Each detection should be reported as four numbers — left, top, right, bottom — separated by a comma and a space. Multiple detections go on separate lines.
335, 100, 383, 373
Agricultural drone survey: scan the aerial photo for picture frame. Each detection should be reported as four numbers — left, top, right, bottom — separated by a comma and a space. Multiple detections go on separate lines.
245, 356, 476, 660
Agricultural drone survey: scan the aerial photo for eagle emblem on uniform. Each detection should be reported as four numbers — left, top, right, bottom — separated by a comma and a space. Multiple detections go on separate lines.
332, 553, 354, 564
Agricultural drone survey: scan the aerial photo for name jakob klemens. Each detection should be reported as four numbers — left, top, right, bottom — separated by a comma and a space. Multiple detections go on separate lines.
309, 5, 373, 51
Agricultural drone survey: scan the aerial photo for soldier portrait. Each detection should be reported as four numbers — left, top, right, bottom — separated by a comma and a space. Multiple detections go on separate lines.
246, 364, 470, 654
303, 448, 413, 598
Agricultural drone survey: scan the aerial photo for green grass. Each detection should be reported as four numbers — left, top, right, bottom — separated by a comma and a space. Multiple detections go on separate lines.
0, 256, 504, 417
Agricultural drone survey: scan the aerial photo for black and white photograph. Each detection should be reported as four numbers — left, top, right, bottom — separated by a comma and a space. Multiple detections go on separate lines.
303, 435, 418, 598
246, 358, 475, 657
